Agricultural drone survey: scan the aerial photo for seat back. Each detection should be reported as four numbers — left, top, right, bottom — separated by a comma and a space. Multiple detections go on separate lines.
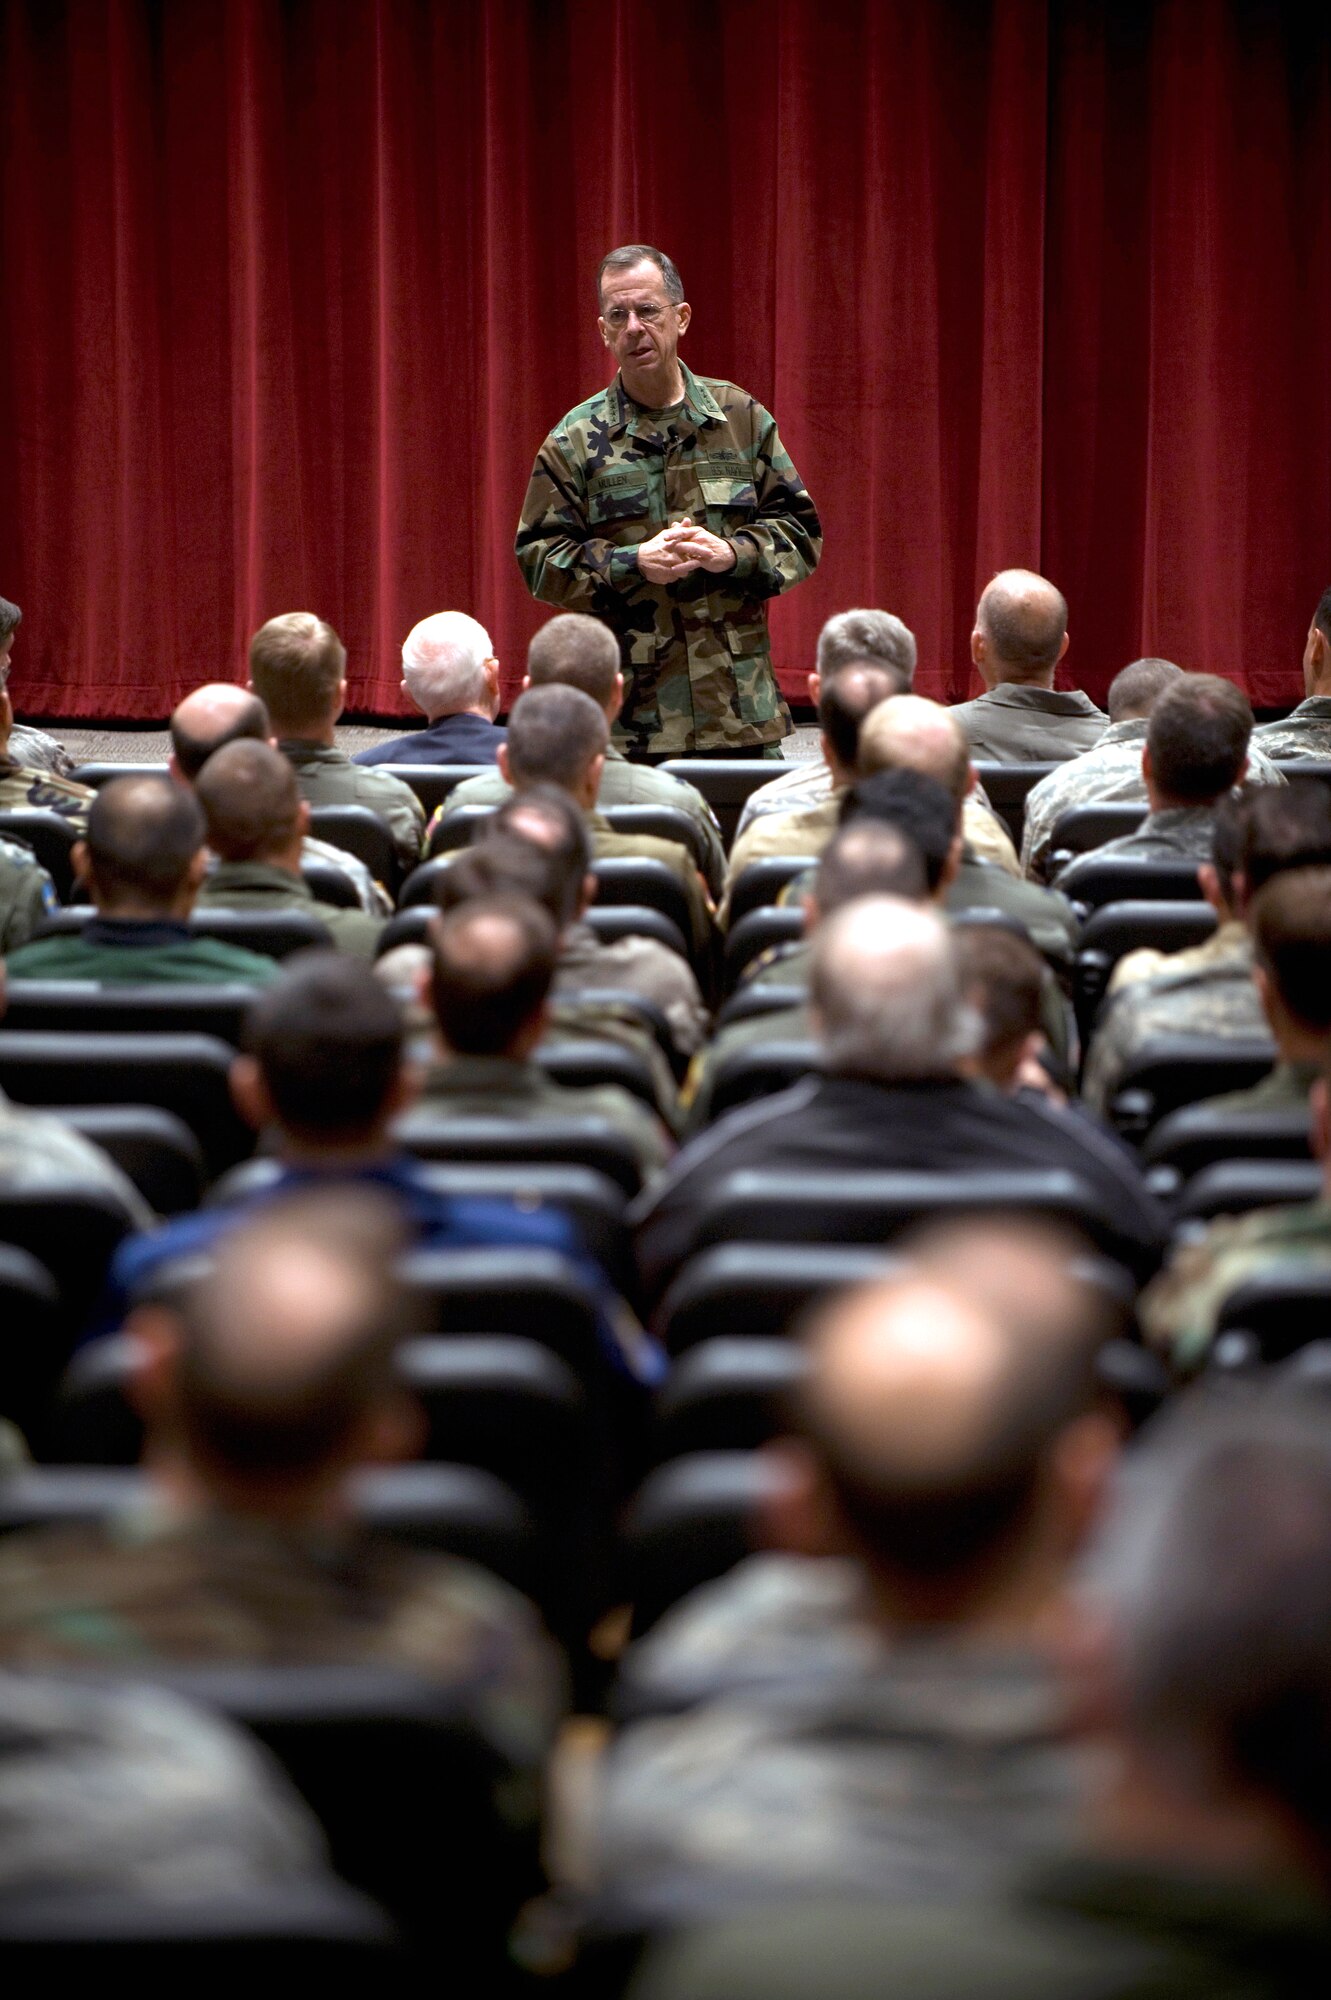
1144, 1101, 1312, 1181
0, 1242, 62, 1442
0, 1880, 398, 1968
1073, 900, 1218, 1039
378, 764, 492, 817
568, 988, 683, 1079
653, 1338, 808, 1461
1046, 801, 1147, 871
392, 1111, 644, 1197
971, 763, 1058, 846
188, 909, 334, 960
624, 1451, 799, 1635
1057, 855, 1205, 915
55, 1104, 206, 1215
715, 983, 805, 1030
1214, 1267, 1331, 1363
299, 860, 361, 908
0, 809, 80, 898
0, 1183, 135, 1371
535, 1036, 662, 1112
723, 907, 803, 990
69, 762, 169, 789
307, 804, 403, 894
1173, 1158, 1324, 1225
585, 903, 690, 961
727, 855, 818, 926
657, 760, 782, 847
399, 1245, 604, 1385
0, 1030, 253, 1175
425, 803, 491, 856
705, 1040, 820, 1121
1108, 1035, 1276, 1142
603, 804, 712, 873
1, 981, 254, 1045
589, 858, 696, 956
658, 1242, 898, 1353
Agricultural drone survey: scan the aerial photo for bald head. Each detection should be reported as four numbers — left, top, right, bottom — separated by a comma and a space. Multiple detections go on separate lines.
427, 893, 557, 1055
83, 774, 206, 912
818, 664, 902, 772
195, 738, 302, 863
170, 683, 271, 781
976, 569, 1069, 685
858, 694, 970, 804
811, 896, 976, 1080
812, 820, 929, 917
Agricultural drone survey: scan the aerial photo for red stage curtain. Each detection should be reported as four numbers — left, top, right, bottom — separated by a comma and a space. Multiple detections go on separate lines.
1, 0, 1327, 720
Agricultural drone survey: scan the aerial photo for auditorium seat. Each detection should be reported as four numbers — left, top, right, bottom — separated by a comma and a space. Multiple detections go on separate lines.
704, 1038, 820, 1121
624, 1450, 799, 1636
0, 809, 80, 899
0, 1880, 399, 1969
0, 1184, 138, 1353
586, 858, 700, 959
1045, 801, 1147, 873
653, 1338, 808, 1461
391, 1112, 645, 1199
0, 1030, 253, 1176
1, 981, 254, 1046
1055, 855, 1205, 915
715, 982, 805, 1030
1171, 1158, 1323, 1226
971, 763, 1057, 847
398, 1245, 604, 1387
727, 855, 820, 927
55, 1104, 206, 1216
1212, 1267, 1331, 1364
299, 859, 362, 908
657, 759, 783, 848
722, 907, 804, 990
192, 910, 335, 959
571, 988, 685, 1079
0, 1243, 62, 1447
307, 804, 404, 895
601, 804, 714, 875
425, 803, 491, 855
1073, 901, 1218, 1038
586, 903, 691, 961
377, 763, 491, 817
1272, 759, 1331, 792
535, 1036, 664, 1113
1143, 1101, 1311, 1186
1107, 1035, 1277, 1142
657, 1243, 899, 1354
68, 762, 169, 789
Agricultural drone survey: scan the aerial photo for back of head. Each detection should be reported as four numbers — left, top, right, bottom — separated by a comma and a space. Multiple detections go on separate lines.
953, 922, 1046, 1075
817, 666, 901, 769
1104, 1392, 1331, 1860
248, 613, 346, 734
491, 784, 592, 926
427, 893, 557, 1056
1251, 867, 1331, 1033
0, 596, 20, 645
400, 611, 494, 717
814, 820, 929, 915
1106, 657, 1183, 724
244, 952, 405, 1144
1243, 779, 1331, 895
816, 609, 916, 687
195, 738, 300, 863
86, 775, 205, 909
527, 614, 621, 708
796, 1221, 1104, 1605
977, 569, 1069, 681
840, 767, 958, 892
169, 1188, 409, 1491
857, 693, 970, 802
170, 684, 271, 781
505, 683, 609, 792
1146, 674, 1253, 804
433, 832, 568, 930
810, 895, 976, 1080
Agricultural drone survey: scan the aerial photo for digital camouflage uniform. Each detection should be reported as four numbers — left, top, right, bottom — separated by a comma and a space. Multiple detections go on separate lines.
559, 918, 709, 1059
731, 760, 1021, 877
1080, 927, 1265, 1115
515, 365, 822, 753
0, 831, 58, 952
196, 860, 383, 959
277, 739, 425, 874
435, 745, 727, 898
1021, 720, 1285, 882
1055, 804, 1218, 893
1194, 1057, 1319, 1120
0, 756, 95, 829
1253, 695, 1331, 761
6, 722, 76, 778
416, 1052, 672, 1182
0, 1084, 152, 1228
1140, 1196, 1331, 1374
948, 685, 1107, 764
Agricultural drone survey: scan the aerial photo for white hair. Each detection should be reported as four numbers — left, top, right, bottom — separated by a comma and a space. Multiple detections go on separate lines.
811, 897, 980, 1081
400, 612, 494, 718
816, 609, 917, 683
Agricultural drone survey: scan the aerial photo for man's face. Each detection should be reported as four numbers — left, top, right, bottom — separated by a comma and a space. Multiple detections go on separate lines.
598, 260, 690, 389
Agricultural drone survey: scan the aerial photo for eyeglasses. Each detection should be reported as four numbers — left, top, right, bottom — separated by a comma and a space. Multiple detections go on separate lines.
602, 302, 673, 331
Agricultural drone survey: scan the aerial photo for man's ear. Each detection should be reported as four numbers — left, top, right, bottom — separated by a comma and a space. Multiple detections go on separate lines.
122, 1303, 182, 1429
72, 840, 92, 888
497, 743, 511, 786
1141, 743, 1153, 787
186, 848, 209, 891
964, 761, 978, 798
675, 300, 691, 338
580, 871, 597, 915
1056, 628, 1070, 667
1198, 862, 1225, 916
297, 797, 312, 838
229, 1052, 273, 1133
755, 1439, 845, 1557
588, 750, 607, 796
807, 671, 822, 708
941, 829, 965, 891
970, 624, 985, 667
1312, 1077, 1331, 1160
1234, 754, 1250, 788
800, 890, 820, 933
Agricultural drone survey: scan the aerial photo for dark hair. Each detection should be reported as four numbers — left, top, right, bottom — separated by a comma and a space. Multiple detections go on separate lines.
597, 243, 684, 306
174, 1188, 408, 1482
1147, 675, 1253, 803
817, 664, 900, 768
249, 613, 346, 730
433, 833, 566, 929
0, 596, 21, 644
840, 768, 957, 891
1106, 657, 1182, 724
1314, 587, 1331, 646
953, 923, 1045, 1058
1250, 867, 1331, 1032
1242, 780, 1331, 896
244, 952, 405, 1140
490, 785, 592, 927
527, 615, 621, 706
195, 738, 300, 861
170, 691, 270, 781
427, 894, 557, 1055
814, 820, 928, 914
1210, 789, 1251, 906
505, 684, 608, 792
86, 775, 205, 906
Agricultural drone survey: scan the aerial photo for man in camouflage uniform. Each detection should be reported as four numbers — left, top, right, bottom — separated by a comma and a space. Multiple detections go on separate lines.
1191, 865, 1331, 1121
436, 613, 726, 896
949, 570, 1107, 764
0, 635, 95, 828
515, 244, 821, 755
0, 832, 58, 953
1253, 583, 1331, 761
1022, 658, 1285, 882
0, 593, 76, 777
248, 613, 424, 873
1055, 674, 1255, 897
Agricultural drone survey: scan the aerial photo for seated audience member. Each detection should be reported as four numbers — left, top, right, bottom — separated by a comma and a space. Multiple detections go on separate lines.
0, 593, 76, 776
5, 775, 280, 987
1056, 672, 1253, 883
491, 685, 713, 953
630, 1390, 1331, 1999
352, 611, 506, 766
1254, 583, 1331, 761
417, 893, 673, 1181
248, 612, 425, 871
438, 614, 726, 896
1198, 867, 1331, 1116
854, 703, 1074, 959
0, 831, 57, 954
734, 608, 917, 835
1021, 659, 1284, 882
953, 921, 1062, 1098
632, 898, 1164, 1305
105, 951, 622, 1343
1081, 782, 1331, 1115
0, 1192, 563, 1804
949, 570, 1106, 763
596, 1224, 1120, 1926
194, 739, 383, 957
170, 681, 387, 914
0, 612, 94, 826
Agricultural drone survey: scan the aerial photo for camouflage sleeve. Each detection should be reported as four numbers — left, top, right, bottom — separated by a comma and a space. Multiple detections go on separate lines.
0, 853, 57, 953
514, 430, 652, 616
725, 405, 822, 602
1137, 1219, 1254, 1373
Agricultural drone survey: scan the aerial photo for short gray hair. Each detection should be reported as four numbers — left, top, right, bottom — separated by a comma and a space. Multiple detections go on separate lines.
401, 612, 494, 717
597, 244, 684, 307
816, 610, 917, 685
0, 596, 21, 644
811, 897, 979, 1081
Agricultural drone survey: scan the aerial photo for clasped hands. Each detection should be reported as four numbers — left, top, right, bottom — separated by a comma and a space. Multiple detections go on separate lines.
637, 517, 736, 584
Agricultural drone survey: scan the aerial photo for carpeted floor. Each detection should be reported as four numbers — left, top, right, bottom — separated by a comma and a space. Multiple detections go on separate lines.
38, 721, 823, 765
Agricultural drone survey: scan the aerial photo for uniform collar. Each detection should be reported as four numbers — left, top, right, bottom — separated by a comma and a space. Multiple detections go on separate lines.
209, 859, 314, 900
979, 684, 1103, 716
604, 362, 723, 438
423, 1053, 546, 1096
276, 737, 345, 766
1100, 717, 1148, 743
